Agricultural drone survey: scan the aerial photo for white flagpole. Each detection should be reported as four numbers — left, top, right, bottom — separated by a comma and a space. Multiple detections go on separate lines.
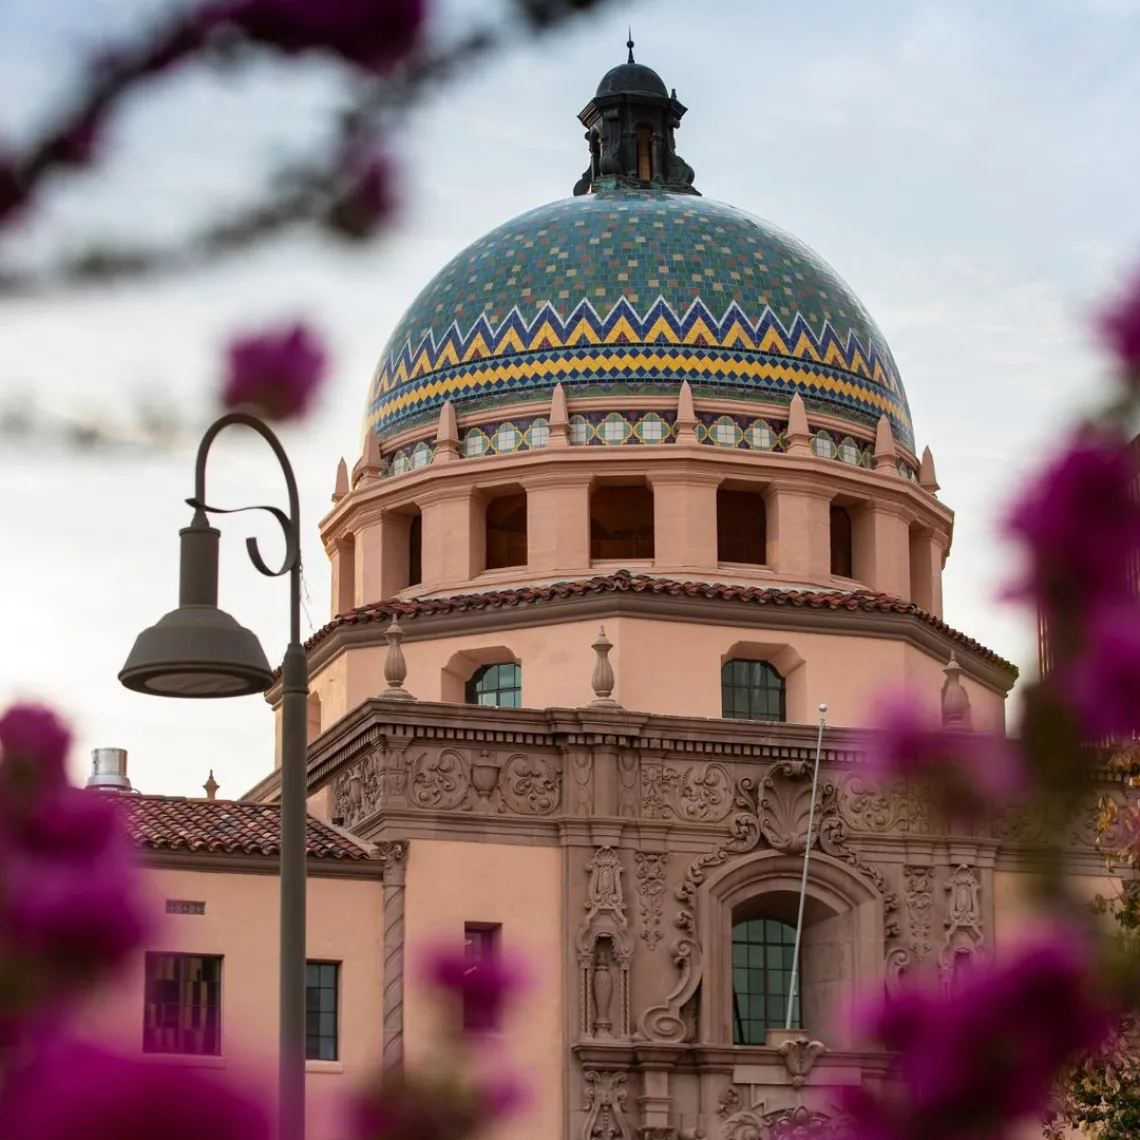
785, 703, 827, 1031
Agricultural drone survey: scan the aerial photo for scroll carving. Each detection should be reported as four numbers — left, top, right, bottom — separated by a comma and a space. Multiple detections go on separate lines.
721, 1107, 852, 1140
583, 1069, 632, 1140
635, 853, 668, 950
410, 749, 469, 810
332, 746, 384, 829
838, 773, 927, 835
499, 753, 561, 816
641, 763, 734, 822
639, 760, 898, 1044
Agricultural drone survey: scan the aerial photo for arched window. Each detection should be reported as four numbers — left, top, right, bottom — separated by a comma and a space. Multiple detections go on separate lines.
829, 505, 852, 578
732, 918, 801, 1044
721, 659, 785, 722
636, 124, 653, 182
465, 663, 521, 708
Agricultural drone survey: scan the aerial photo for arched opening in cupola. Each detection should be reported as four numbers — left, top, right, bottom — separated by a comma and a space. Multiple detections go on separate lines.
484, 489, 528, 571
636, 123, 654, 182
408, 511, 422, 587
717, 485, 767, 565
829, 504, 853, 578
590, 481, 655, 562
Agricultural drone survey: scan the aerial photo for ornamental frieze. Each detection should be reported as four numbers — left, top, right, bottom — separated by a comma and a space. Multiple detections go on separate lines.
641, 763, 735, 823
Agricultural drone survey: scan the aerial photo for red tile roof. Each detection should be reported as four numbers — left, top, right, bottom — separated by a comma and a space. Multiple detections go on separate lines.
305, 570, 1017, 675
119, 796, 372, 861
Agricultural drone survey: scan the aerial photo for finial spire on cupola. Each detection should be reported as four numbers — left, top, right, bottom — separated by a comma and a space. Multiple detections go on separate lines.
573, 40, 698, 197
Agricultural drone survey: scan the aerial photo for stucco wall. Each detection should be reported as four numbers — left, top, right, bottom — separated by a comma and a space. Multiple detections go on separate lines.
79, 865, 384, 1138
403, 839, 563, 1140
303, 615, 1004, 735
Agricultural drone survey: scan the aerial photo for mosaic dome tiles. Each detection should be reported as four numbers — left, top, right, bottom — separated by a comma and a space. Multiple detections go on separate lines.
366, 185, 914, 452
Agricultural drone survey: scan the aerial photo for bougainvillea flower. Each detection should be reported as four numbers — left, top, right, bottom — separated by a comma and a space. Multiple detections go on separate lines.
221, 321, 328, 422
1097, 272, 1140, 379
422, 943, 528, 1033
1065, 603, 1140, 739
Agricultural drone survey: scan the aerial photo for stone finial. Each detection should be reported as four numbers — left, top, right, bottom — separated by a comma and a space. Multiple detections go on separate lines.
380, 617, 416, 701
786, 392, 811, 455
433, 400, 459, 462
675, 380, 697, 444
357, 428, 383, 487
874, 415, 898, 472
941, 652, 972, 728
203, 770, 219, 801
920, 445, 940, 494
332, 457, 349, 503
591, 625, 619, 706
548, 383, 570, 448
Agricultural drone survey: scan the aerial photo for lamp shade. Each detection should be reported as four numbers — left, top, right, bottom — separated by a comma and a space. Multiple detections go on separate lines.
119, 603, 273, 698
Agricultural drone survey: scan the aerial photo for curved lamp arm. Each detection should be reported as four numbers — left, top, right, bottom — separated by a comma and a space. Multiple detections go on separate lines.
186, 411, 303, 645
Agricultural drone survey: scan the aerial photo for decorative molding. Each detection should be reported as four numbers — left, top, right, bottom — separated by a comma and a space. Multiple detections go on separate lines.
165, 899, 205, 915
838, 773, 928, 835
410, 748, 469, 810
635, 853, 668, 951
776, 1036, 826, 1089
642, 763, 734, 823
499, 752, 561, 815
903, 865, 935, 962
376, 839, 408, 1073
618, 752, 639, 818
583, 1069, 633, 1140
939, 864, 983, 983
571, 749, 595, 816
577, 847, 633, 1039
720, 1106, 853, 1140
717, 1087, 741, 1118
332, 745, 385, 829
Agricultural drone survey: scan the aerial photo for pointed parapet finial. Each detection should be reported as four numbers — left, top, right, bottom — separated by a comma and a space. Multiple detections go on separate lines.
332, 457, 349, 503
873, 415, 898, 473
548, 383, 570, 448
785, 392, 811, 456
203, 770, 219, 801
941, 652, 972, 728
919, 445, 940, 495
591, 625, 619, 707
675, 380, 697, 444
433, 399, 460, 463
356, 428, 383, 487
380, 616, 416, 701
627, 29, 635, 64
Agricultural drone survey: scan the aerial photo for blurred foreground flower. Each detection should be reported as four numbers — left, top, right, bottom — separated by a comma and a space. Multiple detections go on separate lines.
222, 321, 328, 422
0, 1037, 271, 1140
1099, 272, 1140, 382
844, 927, 1111, 1140
424, 942, 529, 1033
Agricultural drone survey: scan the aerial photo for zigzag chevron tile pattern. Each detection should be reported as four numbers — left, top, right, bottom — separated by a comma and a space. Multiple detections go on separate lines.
366, 186, 914, 451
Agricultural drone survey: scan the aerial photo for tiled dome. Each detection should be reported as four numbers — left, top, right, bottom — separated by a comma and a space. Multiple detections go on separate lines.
366, 184, 914, 452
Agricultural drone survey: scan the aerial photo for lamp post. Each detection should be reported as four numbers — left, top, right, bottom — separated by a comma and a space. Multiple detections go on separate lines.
119, 411, 308, 1140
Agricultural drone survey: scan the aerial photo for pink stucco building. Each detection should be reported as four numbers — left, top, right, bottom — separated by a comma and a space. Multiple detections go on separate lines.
96, 46, 1121, 1140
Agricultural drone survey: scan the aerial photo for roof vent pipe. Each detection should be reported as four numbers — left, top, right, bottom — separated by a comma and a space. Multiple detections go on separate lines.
86, 748, 136, 794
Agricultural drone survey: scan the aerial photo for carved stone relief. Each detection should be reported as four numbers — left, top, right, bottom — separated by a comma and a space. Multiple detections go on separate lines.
571, 749, 594, 816
838, 773, 928, 835
720, 1105, 852, 1140
635, 853, 668, 951
717, 1088, 741, 1118
410, 749, 469, 811
332, 745, 384, 828
903, 866, 935, 962
499, 752, 561, 815
469, 749, 502, 812
583, 1069, 633, 1140
777, 1036, 825, 1089
618, 751, 639, 818
637, 761, 899, 1044
576, 847, 633, 1039
642, 763, 734, 822
939, 864, 984, 986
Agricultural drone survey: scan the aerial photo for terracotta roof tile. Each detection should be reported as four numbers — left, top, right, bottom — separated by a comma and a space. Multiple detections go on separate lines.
303, 569, 1017, 675
118, 796, 372, 861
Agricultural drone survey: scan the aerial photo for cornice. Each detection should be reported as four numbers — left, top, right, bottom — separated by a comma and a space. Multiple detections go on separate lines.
138, 848, 387, 880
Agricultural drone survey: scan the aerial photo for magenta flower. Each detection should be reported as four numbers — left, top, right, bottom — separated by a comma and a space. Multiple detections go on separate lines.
844, 928, 1111, 1140
221, 321, 328, 422
328, 153, 397, 241
1004, 430, 1140, 616
423, 943, 527, 1033
0, 704, 70, 772
1064, 603, 1140, 738
1098, 272, 1140, 379
866, 693, 1027, 819
219, 0, 425, 73
0, 1038, 271, 1140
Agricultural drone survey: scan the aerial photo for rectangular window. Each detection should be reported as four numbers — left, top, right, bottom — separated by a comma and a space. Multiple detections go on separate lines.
306, 961, 340, 1061
463, 923, 502, 1031
143, 952, 222, 1056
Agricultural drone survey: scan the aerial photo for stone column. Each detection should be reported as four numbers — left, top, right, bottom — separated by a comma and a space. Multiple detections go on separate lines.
851, 501, 911, 597
420, 487, 479, 586
766, 484, 829, 580
376, 839, 409, 1074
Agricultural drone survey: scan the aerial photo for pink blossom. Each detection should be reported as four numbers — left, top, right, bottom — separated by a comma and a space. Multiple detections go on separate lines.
844, 928, 1111, 1140
1065, 602, 1140, 738
221, 321, 327, 422
0, 1038, 270, 1140
218, 0, 425, 73
1004, 430, 1140, 617
423, 943, 527, 1033
0, 704, 70, 772
866, 693, 1027, 819
1098, 272, 1140, 379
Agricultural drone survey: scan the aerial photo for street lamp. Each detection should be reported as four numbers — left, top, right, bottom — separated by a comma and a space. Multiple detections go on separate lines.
120, 411, 308, 1140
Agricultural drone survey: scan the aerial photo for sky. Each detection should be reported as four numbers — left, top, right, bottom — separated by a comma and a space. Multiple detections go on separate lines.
1, 0, 1139, 798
